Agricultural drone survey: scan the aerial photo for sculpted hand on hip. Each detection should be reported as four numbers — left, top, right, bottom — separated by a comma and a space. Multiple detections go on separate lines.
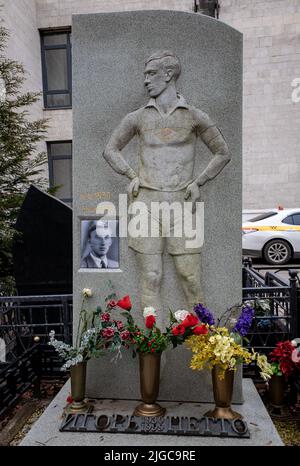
184, 181, 201, 213
127, 176, 140, 198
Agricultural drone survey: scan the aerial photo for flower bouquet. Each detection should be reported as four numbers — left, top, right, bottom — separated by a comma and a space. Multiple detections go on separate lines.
121, 306, 207, 355
48, 288, 132, 413
49, 289, 131, 370
269, 339, 300, 380
184, 303, 273, 419
119, 305, 169, 416
122, 306, 169, 356
267, 339, 300, 408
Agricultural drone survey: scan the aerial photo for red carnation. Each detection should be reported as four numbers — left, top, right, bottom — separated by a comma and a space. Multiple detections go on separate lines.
116, 320, 124, 330
108, 300, 117, 308
117, 295, 132, 311
100, 312, 111, 322
193, 324, 208, 335
120, 330, 130, 340
66, 395, 74, 404
172, 324, 186, 336
102, 327, 115, 338
182, 314, 199, 328
145, 315, 156, 329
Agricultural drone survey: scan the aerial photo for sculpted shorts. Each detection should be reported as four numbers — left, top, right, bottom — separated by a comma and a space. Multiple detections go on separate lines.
128, 188, 202, 255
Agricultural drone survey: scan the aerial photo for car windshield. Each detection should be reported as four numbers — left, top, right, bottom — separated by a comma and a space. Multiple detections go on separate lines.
248, 212, 277, 222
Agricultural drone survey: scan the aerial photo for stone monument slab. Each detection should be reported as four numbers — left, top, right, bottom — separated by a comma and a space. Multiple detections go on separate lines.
73, 10, 243, 402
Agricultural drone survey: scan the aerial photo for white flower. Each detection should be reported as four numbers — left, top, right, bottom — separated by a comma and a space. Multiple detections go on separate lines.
143, 307, 157, 318
174, 310, 190, 322
291, 338, 300, 348
82, 288, 92, 298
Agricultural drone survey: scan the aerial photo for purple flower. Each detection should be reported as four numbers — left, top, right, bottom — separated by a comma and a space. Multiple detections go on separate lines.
194, 303, 215, 326
234, 305, 254, 337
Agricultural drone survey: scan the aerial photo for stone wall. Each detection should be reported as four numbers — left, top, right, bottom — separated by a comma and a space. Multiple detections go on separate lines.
2, 0, 47, 173
35, 0, 193, 29
2, 0, 300, 208
220, 0, 300, 208
2, 0, 43, 123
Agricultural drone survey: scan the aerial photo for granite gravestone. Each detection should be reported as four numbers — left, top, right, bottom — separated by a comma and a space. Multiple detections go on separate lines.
73, 11, 243, 402
13, 185, 72, 295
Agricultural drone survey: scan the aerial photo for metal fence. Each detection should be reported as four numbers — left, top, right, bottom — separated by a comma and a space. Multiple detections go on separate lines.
242, 260, 299, 355
0, 295, 72, 418
0, 294, 72, 362
0, 344, 41, 417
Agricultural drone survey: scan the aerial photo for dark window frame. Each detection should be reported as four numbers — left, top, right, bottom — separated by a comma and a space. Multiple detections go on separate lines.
40, 29, 72, 109
47, 141, 72, 204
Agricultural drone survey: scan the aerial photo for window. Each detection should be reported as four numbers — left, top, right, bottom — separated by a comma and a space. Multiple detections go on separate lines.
248, 212, 277, 222
48, 142, 72, 205
292, 214, 300, 225
282, 214, 300, 225
194, 1, 220, 18
282, 215, 294, 225
40, 31, 72, 108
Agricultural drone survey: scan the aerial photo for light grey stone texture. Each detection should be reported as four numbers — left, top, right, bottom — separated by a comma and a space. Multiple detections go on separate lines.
73, 11, 243, 402
20, 379, 283, 446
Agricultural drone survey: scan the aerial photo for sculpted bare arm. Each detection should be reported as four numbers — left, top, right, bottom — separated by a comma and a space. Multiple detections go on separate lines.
103, 111, 141, 196
184, 108, 231, 211
194, 108, 231, 186
103, 111, 140, 180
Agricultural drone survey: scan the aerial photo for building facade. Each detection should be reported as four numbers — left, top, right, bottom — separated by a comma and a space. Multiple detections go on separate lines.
2, 0, 300, 208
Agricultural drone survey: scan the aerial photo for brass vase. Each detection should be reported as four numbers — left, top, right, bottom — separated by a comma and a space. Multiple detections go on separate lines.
268, 374, 285, 407
65, 361, 92, 414
134, 352, 166, 417
205, 366, 243, 420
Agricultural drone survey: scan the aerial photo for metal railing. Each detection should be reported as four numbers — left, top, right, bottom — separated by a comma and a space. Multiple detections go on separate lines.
0, 344, 41, 417
0, 295, 72, 418
242, 260, 299, 355
0, 294, 72, 362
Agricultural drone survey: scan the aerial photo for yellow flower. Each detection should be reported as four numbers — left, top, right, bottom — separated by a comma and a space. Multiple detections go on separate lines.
185, 327, 256, 378
255, 353, 273, 381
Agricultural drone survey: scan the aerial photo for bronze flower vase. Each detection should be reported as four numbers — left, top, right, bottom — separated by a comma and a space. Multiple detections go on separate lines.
65, 361, 93, 414
134, 352, 166, 417
205, 366, 243, 420
268, 374, 285, 408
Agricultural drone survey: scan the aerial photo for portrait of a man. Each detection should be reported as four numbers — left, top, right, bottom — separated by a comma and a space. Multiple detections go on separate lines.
80, 219, 119, 269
